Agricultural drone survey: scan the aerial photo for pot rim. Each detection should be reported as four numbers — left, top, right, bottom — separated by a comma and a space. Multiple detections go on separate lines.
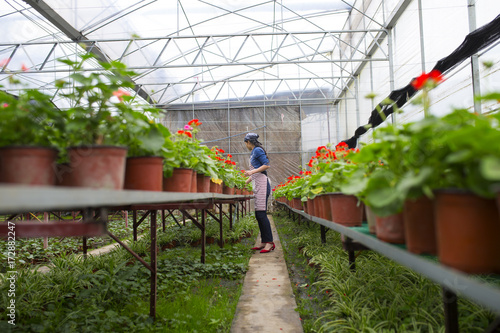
433, 188, 474, 195
126, 155, 163, 160
0, 145, 58, 152
67, 145, 128, 150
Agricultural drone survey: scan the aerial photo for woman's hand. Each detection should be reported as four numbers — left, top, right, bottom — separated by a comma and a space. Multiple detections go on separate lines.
244, 170, 254, 177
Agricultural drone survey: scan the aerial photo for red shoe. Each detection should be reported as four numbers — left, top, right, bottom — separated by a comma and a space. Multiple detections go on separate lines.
251, 245, 265, 250
260, 242, 275, 253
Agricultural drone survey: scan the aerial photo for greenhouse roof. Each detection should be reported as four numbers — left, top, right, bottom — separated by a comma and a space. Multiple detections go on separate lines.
0, 0, 394, 108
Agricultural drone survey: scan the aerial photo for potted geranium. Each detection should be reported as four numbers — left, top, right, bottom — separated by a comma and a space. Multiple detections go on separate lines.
304, 143, 363, 225
56, 53, 138, 189
428, 108, 500, 273
0, 74, 65, 186
192, 145, 219, 193
118, 107, 172, 191
162, 126, 197, 192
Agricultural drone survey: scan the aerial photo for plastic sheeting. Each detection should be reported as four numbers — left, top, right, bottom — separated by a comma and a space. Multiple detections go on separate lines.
162, 105, 301, 187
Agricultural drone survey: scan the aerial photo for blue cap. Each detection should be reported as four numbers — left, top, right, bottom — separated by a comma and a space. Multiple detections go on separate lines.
244, 133, 259, 142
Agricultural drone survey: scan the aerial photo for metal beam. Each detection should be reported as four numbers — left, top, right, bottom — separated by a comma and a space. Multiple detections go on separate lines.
22, 0, 155, 104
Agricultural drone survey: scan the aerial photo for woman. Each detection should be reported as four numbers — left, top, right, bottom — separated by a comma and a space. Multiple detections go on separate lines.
243, 133, 274, 253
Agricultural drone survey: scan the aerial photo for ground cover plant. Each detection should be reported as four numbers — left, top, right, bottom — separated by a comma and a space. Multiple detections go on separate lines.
0, 211, 259, 332
0, 212, 150, 271
272, 208, 499, 332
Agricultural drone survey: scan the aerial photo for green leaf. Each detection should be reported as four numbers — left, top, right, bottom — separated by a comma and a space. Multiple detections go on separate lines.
480, 156, 500, 181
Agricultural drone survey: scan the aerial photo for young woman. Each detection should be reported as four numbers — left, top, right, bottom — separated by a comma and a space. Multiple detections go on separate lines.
243, 133, 274, 253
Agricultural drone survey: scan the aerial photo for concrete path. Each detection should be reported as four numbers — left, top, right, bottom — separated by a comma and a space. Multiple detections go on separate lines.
231, 215, 303, 333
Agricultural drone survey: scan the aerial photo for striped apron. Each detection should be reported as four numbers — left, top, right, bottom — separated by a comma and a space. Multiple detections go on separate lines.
249, 161, 269, 211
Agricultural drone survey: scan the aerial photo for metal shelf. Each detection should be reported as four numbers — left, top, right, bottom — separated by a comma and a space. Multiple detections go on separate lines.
278, 202, 500, 315
0, 185, 250, 214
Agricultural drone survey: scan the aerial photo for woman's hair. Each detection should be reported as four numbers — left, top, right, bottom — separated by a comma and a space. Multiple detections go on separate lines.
248, 138, 268, 157
244, 133, 268, 157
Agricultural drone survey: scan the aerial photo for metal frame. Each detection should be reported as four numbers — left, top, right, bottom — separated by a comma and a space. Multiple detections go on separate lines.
0, 185, 253, 319
0, 30, 389, 107
278, 201, 500, 333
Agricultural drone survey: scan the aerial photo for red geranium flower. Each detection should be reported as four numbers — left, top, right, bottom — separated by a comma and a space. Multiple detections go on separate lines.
411, 70, 443, 90
188, 118, 202, 126
185, 131, 192, 138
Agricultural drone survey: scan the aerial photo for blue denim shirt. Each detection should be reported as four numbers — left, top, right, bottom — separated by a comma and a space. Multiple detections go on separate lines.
250, 147, 270, 169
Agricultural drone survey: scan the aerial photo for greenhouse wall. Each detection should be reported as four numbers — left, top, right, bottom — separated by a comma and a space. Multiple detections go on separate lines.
162, 105, 301, 188
334, 0, 500, 148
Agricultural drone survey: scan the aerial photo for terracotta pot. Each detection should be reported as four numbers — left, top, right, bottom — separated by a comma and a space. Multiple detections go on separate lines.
197, 174, 210, 193
292, 198, 303, 210
435, 190, 500, 274
497, 191, 500, 217
190, 170, 197, 193
328, 193, 363, 226
0, 146, 58, 186
223, 185, 234, 195
403, 196, 437, 255
376, 212, 405, 244
124, 156, 163, 191
68, 146, 127, 190
365, 205, 377, 234
318, 194, 332, 221
313, 196, 323, 218
55, 163, 73, 187
216, 183, 223, 193
307, 198, 315, 217
163, 168, 193, 192
209, 180, 217, 193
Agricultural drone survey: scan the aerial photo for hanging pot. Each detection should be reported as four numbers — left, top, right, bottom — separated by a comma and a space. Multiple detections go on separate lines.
68, 145, 127, 190
376, 212, 405, 244
365, 205, 377, 234
0, 146, 58, 186
163, 168, 193, 192
435, 189, 500, 274
196, 174, 210, 193
124, 156, 163, 191
403, 196, 437, 255
328, 193, 363, 226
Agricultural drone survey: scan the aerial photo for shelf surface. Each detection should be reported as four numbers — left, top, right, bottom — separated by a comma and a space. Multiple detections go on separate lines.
0, 185, 251, 213
279, 202, 500, 314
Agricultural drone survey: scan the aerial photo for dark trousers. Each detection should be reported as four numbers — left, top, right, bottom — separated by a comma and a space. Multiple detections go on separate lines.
255, 180, 273, 243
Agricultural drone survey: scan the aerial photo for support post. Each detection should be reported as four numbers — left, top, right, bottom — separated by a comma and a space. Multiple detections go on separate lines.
201, 208, 206, 264
82, 208, 91, 257
320, 225, 327, 244
133, 210, 137, 241
442, 287, 459, 333
161, 210, 166, 232
468, 0, 482, 114
345, 236, 356, 271
229, 203, 233, 230
150, 210, 157, 319
219, 203, 224, 248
